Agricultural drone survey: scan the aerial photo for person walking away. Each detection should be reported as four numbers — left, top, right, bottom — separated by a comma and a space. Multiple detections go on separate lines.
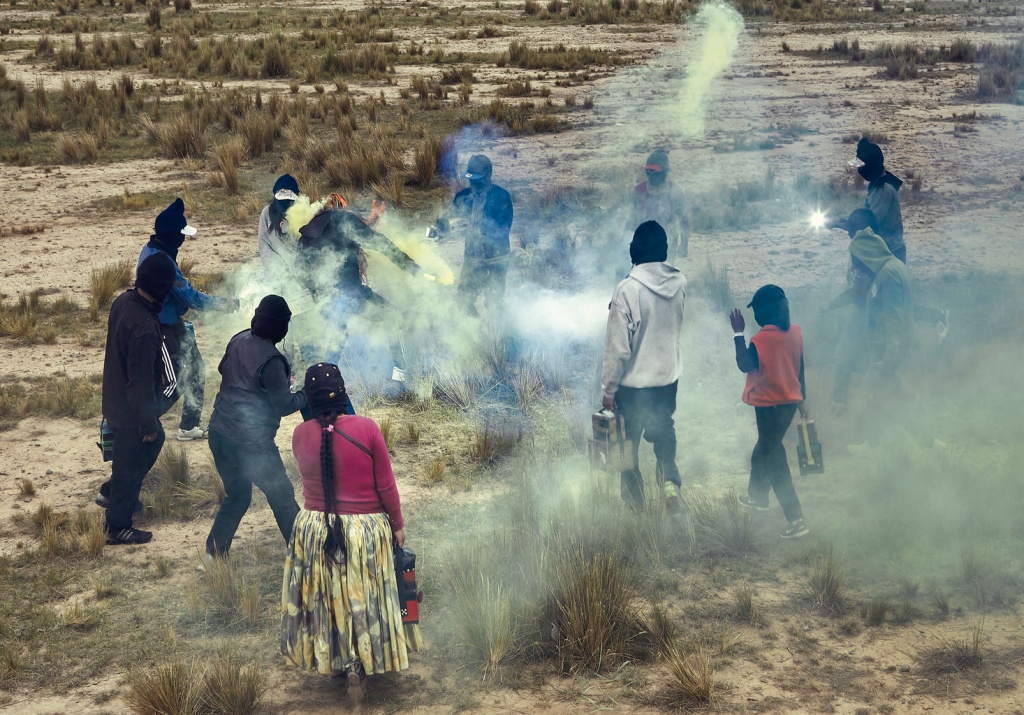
730, 285, 810, 539
601, 220, 686, 514
138, 198, 236, 442
435, 154, 513, 317
100, 253, 179, 545
282, 363, 421, 702
205, 296, 307, 556
258, 174, 301, 290
622, 148, 690, 263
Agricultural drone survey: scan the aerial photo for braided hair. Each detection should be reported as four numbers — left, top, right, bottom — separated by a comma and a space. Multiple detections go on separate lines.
317, 411, 347, 562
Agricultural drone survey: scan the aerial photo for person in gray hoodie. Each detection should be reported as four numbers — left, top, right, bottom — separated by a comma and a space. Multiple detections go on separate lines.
601, 220, 686, 514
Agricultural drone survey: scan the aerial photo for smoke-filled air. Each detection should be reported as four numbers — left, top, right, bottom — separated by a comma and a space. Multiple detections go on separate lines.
1, 0, 1023, 712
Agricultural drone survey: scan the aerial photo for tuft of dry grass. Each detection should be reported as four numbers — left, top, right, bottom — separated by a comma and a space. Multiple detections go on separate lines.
125, 660, 207, 715
203, 658, 266, 715
61, 602, 98, 630
932, 591, 950, 616
684, 490, 759, 558
645, 604, 677, 657
405, 421, 420, 445
921, 619, 985, 674
17, 477, 35, 497
861, 599, 889, 627
92, 574, 117, 599
89, 258, 134, 321
425, 457, 446, 485
470, 424, 522, 465
143, 113, 209, 159
240, 578, 261, 627
731, 583, 762, 625
213, 137, 244, 193
809, 544, 846, 615
379, 415, 394, 452
664, 646, 716, 704
78, 513, 107, 559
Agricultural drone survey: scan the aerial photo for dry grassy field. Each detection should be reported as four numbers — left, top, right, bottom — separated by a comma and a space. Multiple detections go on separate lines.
1, 0, 1024, 713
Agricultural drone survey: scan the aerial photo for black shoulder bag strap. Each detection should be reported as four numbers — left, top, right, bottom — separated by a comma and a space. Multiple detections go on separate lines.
335, 427, 372, 458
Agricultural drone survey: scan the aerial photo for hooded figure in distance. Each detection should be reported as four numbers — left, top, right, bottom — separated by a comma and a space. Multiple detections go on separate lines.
623, 148, 690, 263
601, 220, 686, 514
259, 174, 301, 288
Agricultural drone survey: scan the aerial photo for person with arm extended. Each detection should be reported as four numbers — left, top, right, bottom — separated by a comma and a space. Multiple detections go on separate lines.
730, 284, 809, 540
282, 363, 420, 703
138, 198, 237, 441
204, 296, 306, 556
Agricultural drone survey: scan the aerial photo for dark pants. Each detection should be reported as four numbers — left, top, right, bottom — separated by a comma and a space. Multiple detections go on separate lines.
749, 404, 803, 522
165, 321, 205, 431
616, 382, 682, 509
106, 424, 165, 531
458, 256, 509, 316
206, 428, 299, 555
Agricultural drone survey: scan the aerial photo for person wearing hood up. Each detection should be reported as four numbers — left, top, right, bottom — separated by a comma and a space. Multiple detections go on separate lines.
99, 253, 180, 545
138, 198, 237, 442
843, 209, 914, 382
730, 285, 809, 540
434, 154, 514, 317
601, 220, 686, 514
829, 138, 905, 262
204, 296, 308, 557
258, 174, 301, 288
623, 148, 690, 263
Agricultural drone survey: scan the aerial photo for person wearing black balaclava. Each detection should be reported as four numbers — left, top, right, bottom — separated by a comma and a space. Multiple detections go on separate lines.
138, 198, 237, 442
829, 138, 905, 263
204, 295, 308, 556
622, 148, 690, 264
259, 174, 301, 288
729, 285, 810, 540
601, 221, 686, 514
99, 253, 179, 545
434, 154, 514, 317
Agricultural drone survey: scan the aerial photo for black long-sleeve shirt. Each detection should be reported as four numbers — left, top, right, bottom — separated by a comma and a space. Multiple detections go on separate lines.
733, 336, 807, 400
101, 290, 177, 435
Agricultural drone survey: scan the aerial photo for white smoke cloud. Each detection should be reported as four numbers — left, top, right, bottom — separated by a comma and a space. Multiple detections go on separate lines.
675, 1, 745, 139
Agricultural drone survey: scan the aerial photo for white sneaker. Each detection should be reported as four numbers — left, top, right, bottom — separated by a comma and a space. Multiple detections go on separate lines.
177, 427, 208, 441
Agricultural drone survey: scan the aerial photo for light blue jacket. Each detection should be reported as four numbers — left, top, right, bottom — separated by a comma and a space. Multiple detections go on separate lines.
137, 242, 228, 326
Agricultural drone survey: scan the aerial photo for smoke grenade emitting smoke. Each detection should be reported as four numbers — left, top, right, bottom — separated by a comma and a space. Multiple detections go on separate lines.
675, 2, 744, 138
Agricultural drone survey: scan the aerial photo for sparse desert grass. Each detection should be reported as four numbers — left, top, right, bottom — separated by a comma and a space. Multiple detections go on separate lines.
664, 645, 716, 704
125, 659, 207, 715
425, 456, 447, 484
405, 421, 420, 445
861, 599, 889, 627
451, 571, 523, 678
17, 477, 35, 497
203, 658, 266, 715
684, 490, 759, 558
470, 424, 522, 464
731, 583, 762, 625
645, 603, 677, 656
88, 258, 134, 321
693, 253, 732, 313
213, 137, 244, 193
808, 544, 846, 615
144, 444, 224, 519
379, 414, 395, 451
0, 375, 101, 429
921, 619, 985, 675
933, 591, 951, 616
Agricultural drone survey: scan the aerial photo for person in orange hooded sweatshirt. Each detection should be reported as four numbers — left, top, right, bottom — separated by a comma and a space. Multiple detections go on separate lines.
729, 285, 809, 539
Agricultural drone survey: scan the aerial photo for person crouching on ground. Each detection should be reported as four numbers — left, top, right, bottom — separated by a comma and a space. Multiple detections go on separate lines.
100, 253, 179, 545
730, 285, 809, 539
601, 220, 686, 514
282, 363, 420, 702
204, 296, 307, 556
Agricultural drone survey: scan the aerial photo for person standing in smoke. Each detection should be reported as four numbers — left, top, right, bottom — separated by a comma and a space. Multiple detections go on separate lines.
829, 138, 905, 262
99, 253, 179, 545
730, 285, 810, 540
435, 154, 514, 317
138, 198, 237, 442
601, 220, 686, 514
258, 174, 300, 287
204, 296, 307, 556
841, 209, 914, 386
623, 148, 690, 263
282, 363, 420, 701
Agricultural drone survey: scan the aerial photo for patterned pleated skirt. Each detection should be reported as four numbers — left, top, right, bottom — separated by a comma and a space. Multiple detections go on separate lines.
281, 509, 423, 675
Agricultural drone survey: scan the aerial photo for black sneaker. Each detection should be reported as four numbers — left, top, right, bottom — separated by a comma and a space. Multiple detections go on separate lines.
737, 495, 769, 512
106, 527, 153, 545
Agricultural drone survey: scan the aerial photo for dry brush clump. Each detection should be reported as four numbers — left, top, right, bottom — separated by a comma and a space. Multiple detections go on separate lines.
684, 490, 759, 558
125, 657, 265, 715
144, 444, 224, 519
89, 258, 134, 321
808, 544, 846, 615
664, 645, 716, 705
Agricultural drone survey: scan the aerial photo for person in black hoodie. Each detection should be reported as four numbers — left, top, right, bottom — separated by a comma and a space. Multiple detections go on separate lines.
435, 154, 514, 317
829, 138, 905, 262
101, 253, 179, 545
205, 295, 307, 556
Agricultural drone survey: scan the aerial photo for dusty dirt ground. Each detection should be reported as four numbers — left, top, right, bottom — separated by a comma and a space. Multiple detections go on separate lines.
2, 1, 1024, 714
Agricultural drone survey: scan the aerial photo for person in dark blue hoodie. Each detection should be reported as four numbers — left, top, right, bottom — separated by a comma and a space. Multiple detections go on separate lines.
137, 199, 237, 442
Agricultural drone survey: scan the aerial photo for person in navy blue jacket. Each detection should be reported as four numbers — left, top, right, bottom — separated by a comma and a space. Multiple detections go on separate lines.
137, 199, 237, 442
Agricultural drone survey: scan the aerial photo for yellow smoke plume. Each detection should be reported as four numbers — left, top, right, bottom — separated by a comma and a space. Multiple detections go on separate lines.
283, 196, 324, 240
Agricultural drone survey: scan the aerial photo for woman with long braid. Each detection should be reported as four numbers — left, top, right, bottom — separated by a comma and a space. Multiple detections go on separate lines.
281, 363, 420, 702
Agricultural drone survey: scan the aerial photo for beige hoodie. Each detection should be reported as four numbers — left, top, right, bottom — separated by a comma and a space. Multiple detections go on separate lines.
601, 262, 686, 398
